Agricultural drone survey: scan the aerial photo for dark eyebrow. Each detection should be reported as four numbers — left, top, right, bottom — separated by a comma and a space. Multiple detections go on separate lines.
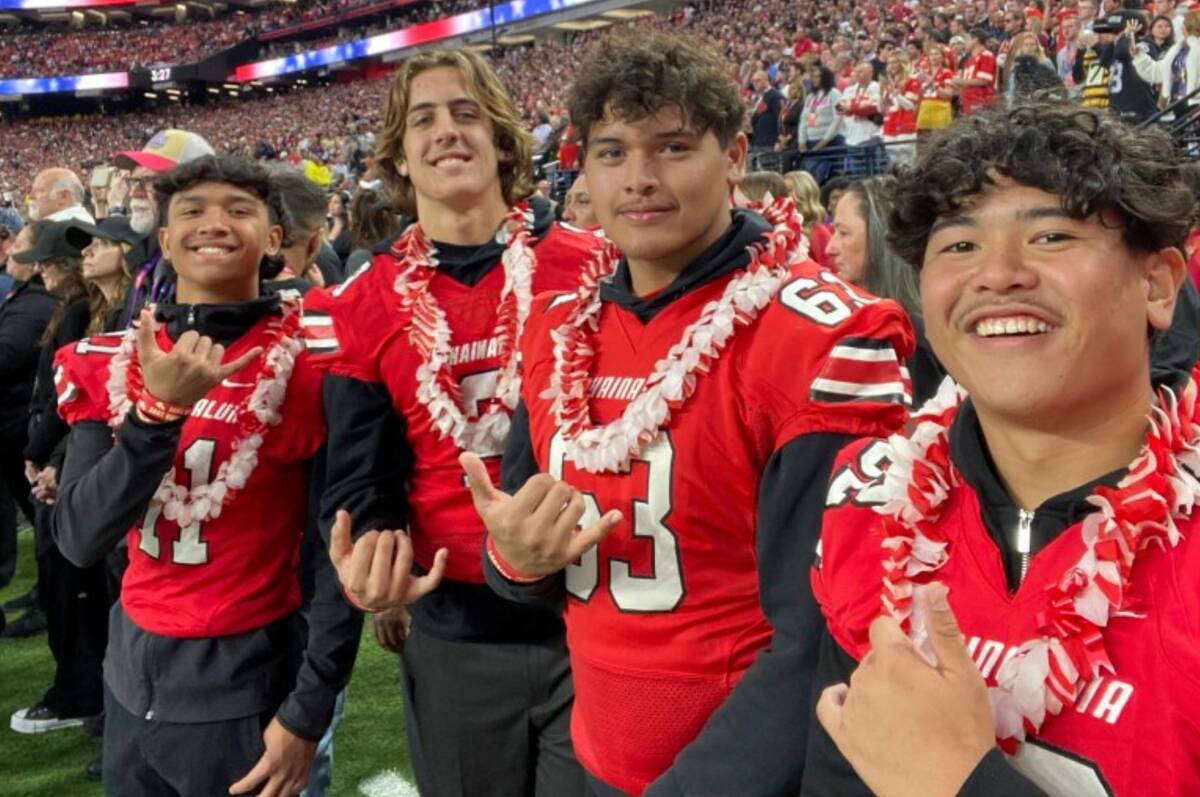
587, 128, 697, 147
930, 205, 1071, 236
407, 97, 480, 118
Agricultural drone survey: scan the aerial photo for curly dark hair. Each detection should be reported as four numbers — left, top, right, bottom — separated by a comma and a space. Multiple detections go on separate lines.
154, 155, 271, 224
889, 104, 1195, 268
567, 31, 745, 148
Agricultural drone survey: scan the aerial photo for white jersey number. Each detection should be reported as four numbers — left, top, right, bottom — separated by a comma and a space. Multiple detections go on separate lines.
138, 438, 215, 565
549, 431, 684, 612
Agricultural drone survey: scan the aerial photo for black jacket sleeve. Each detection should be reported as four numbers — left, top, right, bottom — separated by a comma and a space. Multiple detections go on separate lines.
275, 449, 363, 742
319, 374, 413, 539
53, 414, 183, 568
801, 630, 1051, 797
646, 432, 857, 797
1072, 47, 1088, 84
480, 399, 567, 606
24, 300, 91, 466
0, 286, 54, 382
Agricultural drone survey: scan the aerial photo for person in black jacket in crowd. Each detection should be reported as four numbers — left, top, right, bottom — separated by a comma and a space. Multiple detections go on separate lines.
9, 220, 110, 731
0, 223, 57, 627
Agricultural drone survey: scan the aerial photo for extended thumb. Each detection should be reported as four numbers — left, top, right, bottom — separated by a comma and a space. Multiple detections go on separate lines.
921, 582, 969, 666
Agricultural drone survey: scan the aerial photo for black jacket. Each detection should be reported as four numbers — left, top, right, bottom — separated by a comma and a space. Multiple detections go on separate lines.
53, 298, 359, 741
24, 298, 90, 467
0, 278, 57, 437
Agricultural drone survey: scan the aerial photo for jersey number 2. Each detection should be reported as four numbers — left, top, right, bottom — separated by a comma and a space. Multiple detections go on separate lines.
138, 439, 215, 565
549, 431, 684, 612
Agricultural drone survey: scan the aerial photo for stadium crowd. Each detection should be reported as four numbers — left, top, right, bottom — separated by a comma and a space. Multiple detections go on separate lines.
3, 0, 1200, 795
0, 0, 477, 78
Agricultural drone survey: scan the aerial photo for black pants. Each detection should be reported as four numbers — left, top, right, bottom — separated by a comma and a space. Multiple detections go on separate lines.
0, 430, 34, 587
37, 503, 107, 717
400, 626, 586, 797
102, 686, 271, 797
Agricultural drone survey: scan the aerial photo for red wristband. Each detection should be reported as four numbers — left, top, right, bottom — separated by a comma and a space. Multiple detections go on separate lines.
135, 389, 192, 424
485, 535, 545, 584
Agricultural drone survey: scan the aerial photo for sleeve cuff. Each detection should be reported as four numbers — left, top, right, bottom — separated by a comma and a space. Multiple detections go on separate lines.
485, 534, 546, 584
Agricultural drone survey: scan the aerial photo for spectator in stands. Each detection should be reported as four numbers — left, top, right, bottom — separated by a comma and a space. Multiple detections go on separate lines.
1058, 13, 1083, 87
326, 190, 352, 263
10, 222, 109, 734
825, 176, 943, 403
778, 70, 807, 168
343, 188, 400, 273
1134, 9, 1200, 107
1004, 33, 1062, 105
880, 51, 919, 166
916, 43, 956, 133
112, 128, 215, 328
955, 29, 998, 113
29, 169, 93, 225
783, 169, 832, 269
1074, 25, 1113, 107
1147, 13, 1177, 56
740, 171, 790, 202
270, 168, 339, 288
0, 223, 58, 637
838, 61, 883, 177
799, 64, 844, 183
749, 69, 786, 168
562, 174, 598, 230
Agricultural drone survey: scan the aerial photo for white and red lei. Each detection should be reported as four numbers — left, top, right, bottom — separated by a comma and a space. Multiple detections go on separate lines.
876, 372, 1200, 752
541, 196, 810, 473
391, 203, 536, 454
104, 293, 305, 529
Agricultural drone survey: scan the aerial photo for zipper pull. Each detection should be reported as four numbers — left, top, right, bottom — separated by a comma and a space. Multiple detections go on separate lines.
186, 306, 196, 326
1016, 509, 1033, 585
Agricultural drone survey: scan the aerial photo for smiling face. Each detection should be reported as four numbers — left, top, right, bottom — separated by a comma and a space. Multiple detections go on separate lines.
584, 106, 746, 287
920, 180, 1183, 428
157, 181, 281, 303
400, 65, 507, 224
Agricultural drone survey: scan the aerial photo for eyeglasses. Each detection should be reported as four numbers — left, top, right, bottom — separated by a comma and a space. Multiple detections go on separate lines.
127, 176, 155, 192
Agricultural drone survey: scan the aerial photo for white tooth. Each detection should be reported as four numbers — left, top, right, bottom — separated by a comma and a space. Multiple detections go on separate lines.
1037, 321, 1049, 333
1004, 319, 1018, 335
1017, 318, 1031, 334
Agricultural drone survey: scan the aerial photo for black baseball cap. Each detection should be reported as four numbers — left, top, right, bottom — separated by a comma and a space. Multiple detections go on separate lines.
12, 221, 84, 264
64, 215, 142, 251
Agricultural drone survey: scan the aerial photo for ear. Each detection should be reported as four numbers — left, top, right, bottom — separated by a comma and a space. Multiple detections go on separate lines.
305, 230, 321, 264
264, 222, 284, 258
398, 158, 409, 178
157, 222, 172, 264
1144, 246, 1188, 332
726, 132, 750, 189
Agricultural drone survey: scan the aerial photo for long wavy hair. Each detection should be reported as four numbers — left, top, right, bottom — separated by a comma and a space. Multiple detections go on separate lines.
783, 170, 826, 233
845, 176, 922, 319
375, 48, 533, 217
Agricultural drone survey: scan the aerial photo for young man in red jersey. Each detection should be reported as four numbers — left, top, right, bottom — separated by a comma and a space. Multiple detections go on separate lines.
807, 105, 1200, 797
459, 31, 914, 796
52, 156, 356, 797
304, 48, 601, 796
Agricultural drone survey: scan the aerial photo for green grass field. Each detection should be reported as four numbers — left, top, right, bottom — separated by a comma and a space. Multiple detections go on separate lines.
0, 528, 414, 797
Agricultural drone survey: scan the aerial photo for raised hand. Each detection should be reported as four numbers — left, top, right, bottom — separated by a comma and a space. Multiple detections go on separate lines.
461, 452, 622, 578
328, 509, 447, 613
135, 307, 263, 407
816, 583, 995, 797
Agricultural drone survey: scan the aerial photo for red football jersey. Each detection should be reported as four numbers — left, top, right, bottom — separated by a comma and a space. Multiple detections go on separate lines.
55, 316, 325, 638
815, 438, 1200, 797
302, 222, 600, 583
520, 263, 913, 794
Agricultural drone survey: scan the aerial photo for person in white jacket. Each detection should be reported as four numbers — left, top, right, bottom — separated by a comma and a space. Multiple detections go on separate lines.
1131, 11, 1200, 107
